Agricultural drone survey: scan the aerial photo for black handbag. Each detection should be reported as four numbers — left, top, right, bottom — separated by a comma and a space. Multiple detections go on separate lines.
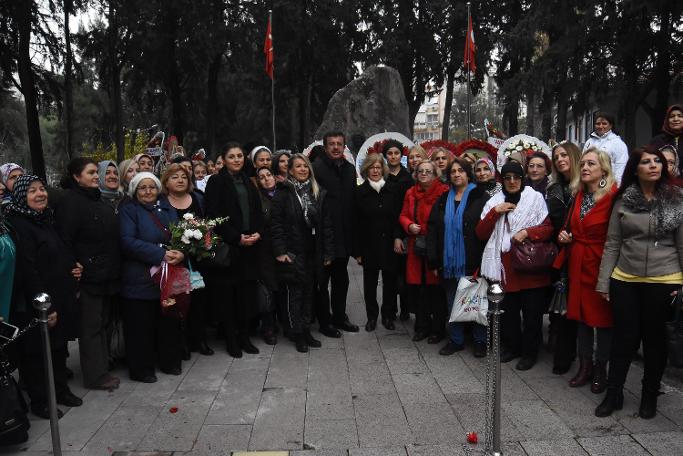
666, 289, 683, 368
0, 356, 29, 445
412, 199, 427, 257
198, 242, 231, 268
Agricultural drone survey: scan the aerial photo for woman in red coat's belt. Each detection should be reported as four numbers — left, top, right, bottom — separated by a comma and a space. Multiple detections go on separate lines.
555, 148, 617, 394
399, 159, 448, 343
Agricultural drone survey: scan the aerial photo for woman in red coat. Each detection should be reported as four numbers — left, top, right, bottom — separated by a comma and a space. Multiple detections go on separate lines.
399, 160, 449, 343
556, 148, 617, 393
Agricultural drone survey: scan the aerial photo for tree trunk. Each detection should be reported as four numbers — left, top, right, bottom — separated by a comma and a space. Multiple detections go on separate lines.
63, 0, 74, 159
541, 87, 552, 141
206, 52, 221, 157
504, 99, 519, 136
109, 2, 125, 162
651, 1, 673, 136
526, 85, 535, 136
441, 67, 455, 141
298, 72, 313, 149
163, 9, 183, 143
554, 66, 569, 141
17, 0, 46, 180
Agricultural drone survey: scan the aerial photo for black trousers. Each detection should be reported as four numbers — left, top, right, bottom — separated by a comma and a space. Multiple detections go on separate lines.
187, 288, 209, 346
551, 314, 577, 369
316, 257, 350, 326
414, 284, 447, 336
501, 287, 548, 359
19, 345, 69, 408
395, 255, 410, 316
78, 289, 112, 387
363, 267, 397, 321
283, 254, 315, 334
607, 279, 677, 391
122, 298, 182, 377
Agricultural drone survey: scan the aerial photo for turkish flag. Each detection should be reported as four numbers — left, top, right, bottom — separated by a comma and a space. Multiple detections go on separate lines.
464, 14, 476, 74
264, 17, 274, 80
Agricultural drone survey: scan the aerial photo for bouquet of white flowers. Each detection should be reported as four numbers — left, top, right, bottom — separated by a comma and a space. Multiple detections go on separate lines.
167, 213, 228, 260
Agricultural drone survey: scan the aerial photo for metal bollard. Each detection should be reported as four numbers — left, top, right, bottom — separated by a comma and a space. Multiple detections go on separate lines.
33, 293, 62, 456
486, 283, 505, 456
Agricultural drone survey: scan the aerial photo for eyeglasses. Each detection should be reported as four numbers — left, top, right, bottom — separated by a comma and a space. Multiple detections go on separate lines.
503, 175, 521, 182
417, 169, 434, 175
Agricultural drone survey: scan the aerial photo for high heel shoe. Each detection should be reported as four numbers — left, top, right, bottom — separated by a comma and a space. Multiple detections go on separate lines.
595, 387, 624, 417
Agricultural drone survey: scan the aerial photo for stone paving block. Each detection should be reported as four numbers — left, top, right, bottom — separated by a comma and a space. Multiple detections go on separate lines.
525, 377, 626, 437
615, 411, 679, 434
503, 399, 574, 441
446, 392, 523, 443
306, 388, 355, 421
176, 352, 231, 392
430, 356, 483, 395
632, 430, 683, 456
82, 405, 163, 454
304, 418, 359, 450
185, 424, 251, 455
205, 368, 266, 425
349, 364, 396, 395
121, 371, 186, 408
291, 449, 348, 456
228, 353, 272, 374
249, 387, 306, 450
136, 391, 215, 452
405, 442, 526, 456
521, 438, 589, 455
353, 393, 412, 448
403, 401, 464, 445
576, 434, 651, 455
348, 447, 407, 456
377, 333, 416, 351
30, 388, 126, 451
383, 348, 429, 375
265, 345, 310, 389
393, 372, 446, 404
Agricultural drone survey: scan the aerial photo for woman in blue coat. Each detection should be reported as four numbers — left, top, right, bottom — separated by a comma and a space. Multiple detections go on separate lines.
119, 172, 185, 383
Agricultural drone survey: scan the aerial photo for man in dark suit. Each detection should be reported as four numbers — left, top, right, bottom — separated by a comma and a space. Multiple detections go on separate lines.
312, 131, 359, 336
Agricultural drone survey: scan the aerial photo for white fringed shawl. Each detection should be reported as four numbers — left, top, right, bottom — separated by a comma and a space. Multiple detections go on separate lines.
480, 187, 548, 282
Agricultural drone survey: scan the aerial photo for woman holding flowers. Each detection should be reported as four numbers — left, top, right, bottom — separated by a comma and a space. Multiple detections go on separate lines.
204, 142, 264, 358
119, 171, 185, 382
161, 164, 213, 356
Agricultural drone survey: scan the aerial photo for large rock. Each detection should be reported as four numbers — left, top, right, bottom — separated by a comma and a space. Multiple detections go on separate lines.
315, 65, 410, 153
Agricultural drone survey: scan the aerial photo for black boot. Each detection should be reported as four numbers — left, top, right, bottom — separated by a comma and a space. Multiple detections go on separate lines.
295, 333, 308, 353
226, 334, 242, 358
595, 386, 624, 417
639, 387, 661, 419
304, 329, 321, 348
590, 361, 607, 394
240, 335, 260, 354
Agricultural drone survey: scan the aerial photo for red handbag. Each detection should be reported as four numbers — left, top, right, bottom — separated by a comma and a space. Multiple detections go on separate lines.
511, 239, 558, 273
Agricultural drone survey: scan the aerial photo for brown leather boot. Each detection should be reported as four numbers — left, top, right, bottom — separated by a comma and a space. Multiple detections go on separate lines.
569, 356, 594, 387
590, 361, 607, 394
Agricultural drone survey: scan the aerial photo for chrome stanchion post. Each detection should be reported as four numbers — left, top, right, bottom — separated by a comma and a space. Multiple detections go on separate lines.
33, 293, 62, 456
487, 283, 505, 456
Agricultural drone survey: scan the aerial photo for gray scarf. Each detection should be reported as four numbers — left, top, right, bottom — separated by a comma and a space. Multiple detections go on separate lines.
621, 183, 683, 240
290, 178, 316, 228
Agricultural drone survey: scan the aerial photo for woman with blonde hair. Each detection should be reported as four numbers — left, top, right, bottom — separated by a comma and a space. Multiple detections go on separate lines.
546, 141, 582, 374
353, 153, 404, 331
431, 148, 454, 182
407, 146, 428, 174
271, 153, 333, 352
118, 159, 139, 193
556, 147, 617, 391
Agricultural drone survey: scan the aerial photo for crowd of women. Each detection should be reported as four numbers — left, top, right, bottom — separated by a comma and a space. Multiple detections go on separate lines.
0, 104, 681, 427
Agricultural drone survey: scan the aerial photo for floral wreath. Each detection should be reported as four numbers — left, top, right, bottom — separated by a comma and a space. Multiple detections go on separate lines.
367, 139, 410, 156
453, 139, 498, 163
496, 134, 551, 171
420, 140, 459, 158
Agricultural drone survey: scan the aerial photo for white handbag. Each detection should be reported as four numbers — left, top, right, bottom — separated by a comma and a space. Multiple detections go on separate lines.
449, 275, 489, 326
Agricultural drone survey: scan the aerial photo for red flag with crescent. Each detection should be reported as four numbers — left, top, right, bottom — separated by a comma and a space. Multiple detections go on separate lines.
264, 17, 274, 79
464, 14, 476, 74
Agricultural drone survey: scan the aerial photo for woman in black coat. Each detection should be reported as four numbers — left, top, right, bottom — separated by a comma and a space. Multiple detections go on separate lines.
8, 175, 83, 418
427, 157, 489, 357
271, 154, 334, 352
204, 142, 264, 358
55, 157, 121, 390
353, 153, 404, 331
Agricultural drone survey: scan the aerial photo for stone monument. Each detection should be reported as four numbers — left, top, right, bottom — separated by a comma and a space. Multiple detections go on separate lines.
314, 65, 410, 153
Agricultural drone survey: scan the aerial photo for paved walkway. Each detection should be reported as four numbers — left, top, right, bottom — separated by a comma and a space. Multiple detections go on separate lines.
4, 263, 683, 456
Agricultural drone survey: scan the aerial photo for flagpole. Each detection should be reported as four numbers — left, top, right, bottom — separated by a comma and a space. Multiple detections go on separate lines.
466, 2, 472, 140
269, 10, 277, 153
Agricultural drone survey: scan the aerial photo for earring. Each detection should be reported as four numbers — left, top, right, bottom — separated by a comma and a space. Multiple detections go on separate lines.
599, 177, 607, 188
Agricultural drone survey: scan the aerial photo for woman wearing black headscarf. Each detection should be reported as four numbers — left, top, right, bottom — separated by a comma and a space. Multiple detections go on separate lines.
55, 157, 121, 390
8, 175, 83, 418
